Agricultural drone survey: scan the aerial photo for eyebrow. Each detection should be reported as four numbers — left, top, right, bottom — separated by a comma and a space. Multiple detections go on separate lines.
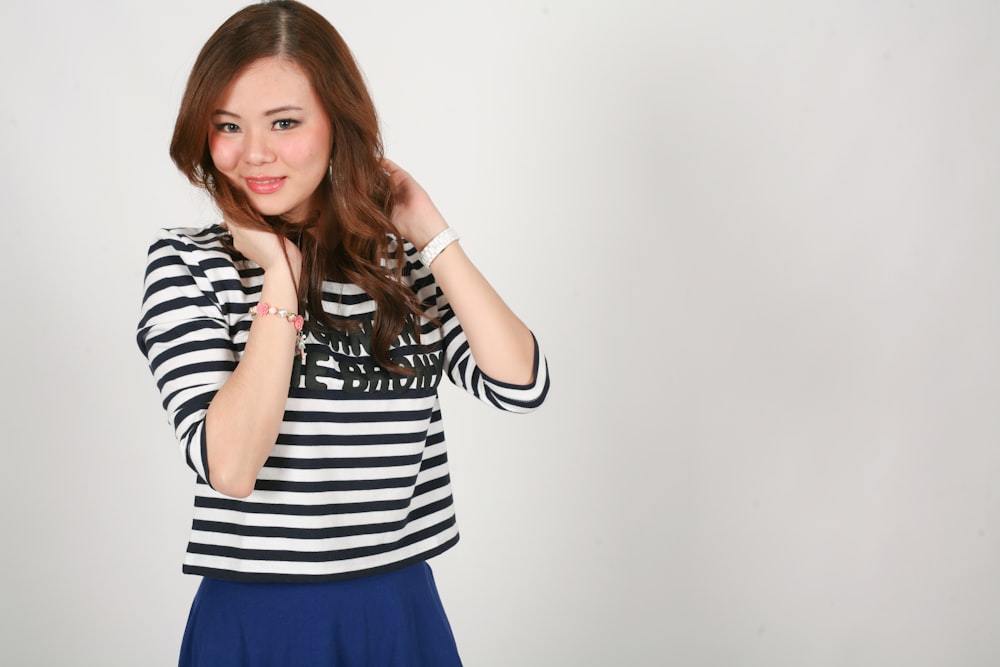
212, 105, 305, 118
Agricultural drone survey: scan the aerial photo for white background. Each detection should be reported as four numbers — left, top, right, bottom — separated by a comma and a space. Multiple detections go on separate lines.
3, 1, 1000, 665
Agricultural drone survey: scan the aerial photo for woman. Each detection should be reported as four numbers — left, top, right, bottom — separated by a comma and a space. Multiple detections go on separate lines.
136, 1, 550, 664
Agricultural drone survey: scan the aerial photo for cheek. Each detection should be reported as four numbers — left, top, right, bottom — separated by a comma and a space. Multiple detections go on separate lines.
284, 143, 319, 168
287, 128, 331, 169
208, 135, 240, 173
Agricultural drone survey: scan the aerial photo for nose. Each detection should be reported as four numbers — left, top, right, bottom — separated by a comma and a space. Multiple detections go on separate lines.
243, 129, 275, 166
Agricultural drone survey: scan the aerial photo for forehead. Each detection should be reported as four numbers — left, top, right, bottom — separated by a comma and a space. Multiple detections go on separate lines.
215, 56, 319, 112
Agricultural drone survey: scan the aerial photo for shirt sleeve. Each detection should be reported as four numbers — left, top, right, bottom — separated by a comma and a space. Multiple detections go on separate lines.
135, 229, 237, 488
407, 244, 550, 413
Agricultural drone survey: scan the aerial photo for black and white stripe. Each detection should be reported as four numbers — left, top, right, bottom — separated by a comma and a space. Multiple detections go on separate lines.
137, 224, 549, 581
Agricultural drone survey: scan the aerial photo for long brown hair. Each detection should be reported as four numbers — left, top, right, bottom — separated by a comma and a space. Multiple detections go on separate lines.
170, 0, 425, 373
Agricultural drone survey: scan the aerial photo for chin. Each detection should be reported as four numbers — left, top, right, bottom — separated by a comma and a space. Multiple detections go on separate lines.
246, 198, 294, 218
254, 206, 291, 217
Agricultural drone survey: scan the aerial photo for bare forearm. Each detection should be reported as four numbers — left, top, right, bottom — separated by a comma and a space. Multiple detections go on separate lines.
428, 242, 536, 384
381, 160, 536, 385
205, 268, 299, 497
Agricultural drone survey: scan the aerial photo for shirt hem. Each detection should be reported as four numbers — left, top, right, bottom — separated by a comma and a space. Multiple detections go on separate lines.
180, 533, 460, 583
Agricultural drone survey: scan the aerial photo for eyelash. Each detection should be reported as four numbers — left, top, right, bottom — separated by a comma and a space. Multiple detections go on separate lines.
213, 119, 299, 133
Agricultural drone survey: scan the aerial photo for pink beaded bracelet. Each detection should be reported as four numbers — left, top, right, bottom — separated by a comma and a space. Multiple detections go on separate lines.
250, 302, 307, 363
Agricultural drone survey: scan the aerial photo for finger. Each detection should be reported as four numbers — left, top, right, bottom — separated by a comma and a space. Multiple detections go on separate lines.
380, 157, 410, 188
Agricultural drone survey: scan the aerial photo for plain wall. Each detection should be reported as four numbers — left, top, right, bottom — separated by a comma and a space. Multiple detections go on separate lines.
2, 1, 1000, 665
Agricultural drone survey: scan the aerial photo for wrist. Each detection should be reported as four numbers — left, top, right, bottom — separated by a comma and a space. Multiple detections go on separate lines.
250, 301, 307, 363
419, 227, 460, 268
262, 253, 302, 284
261, 263, 300, 305
406, 213, 449, 250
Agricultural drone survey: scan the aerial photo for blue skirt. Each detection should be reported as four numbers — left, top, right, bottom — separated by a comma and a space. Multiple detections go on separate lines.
179, 562, 463, 667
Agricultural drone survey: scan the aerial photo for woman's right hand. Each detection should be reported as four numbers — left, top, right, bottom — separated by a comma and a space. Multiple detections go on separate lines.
228, 223, 303, 281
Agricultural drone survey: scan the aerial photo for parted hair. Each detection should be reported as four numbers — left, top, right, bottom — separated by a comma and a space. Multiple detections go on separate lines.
170, 0, 425, 373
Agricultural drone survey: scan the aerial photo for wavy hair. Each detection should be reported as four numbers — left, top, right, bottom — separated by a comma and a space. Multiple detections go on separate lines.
170, 0, 426, 373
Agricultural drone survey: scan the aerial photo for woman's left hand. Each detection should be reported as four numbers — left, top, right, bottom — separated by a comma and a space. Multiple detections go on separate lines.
382, 158, 449, 250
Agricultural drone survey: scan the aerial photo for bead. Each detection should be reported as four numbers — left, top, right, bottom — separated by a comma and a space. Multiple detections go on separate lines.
249, 302, 308, 365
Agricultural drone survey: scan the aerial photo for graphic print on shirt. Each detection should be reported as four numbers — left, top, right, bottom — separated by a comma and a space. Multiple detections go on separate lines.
289, 315, 443, 393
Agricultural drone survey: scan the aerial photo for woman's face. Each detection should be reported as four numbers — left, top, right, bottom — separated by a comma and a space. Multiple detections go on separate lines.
209, 57, 333, 222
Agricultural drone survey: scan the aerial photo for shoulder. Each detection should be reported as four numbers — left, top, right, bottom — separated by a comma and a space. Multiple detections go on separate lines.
141, 223, 247, 307
386, 235, 423, 275
148, 223, 229, 254
386, 234, 417, 258
389, 235, 442, 310
388, 235, 435, 292
145, 223, 235, 270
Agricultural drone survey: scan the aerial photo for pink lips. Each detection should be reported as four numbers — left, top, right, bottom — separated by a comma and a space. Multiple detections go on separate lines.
245, 177, 286, 194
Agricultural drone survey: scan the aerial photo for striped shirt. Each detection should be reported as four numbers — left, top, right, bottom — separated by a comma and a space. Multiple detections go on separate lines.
136, 224, 549, 582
